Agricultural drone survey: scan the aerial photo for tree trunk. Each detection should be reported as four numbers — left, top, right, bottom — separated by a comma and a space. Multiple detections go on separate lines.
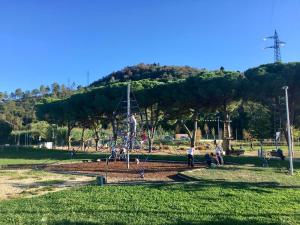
144, 105, 161, 153
80, 128, 85, 151
67, 124, 72, 150
181, 110, 198, 148
94, 131, 99, 151
148, 137, 154, 153
190, 111, 198, 148
222, 112, 232, 151
146, 126, 155, 153
181, 123, 192, 147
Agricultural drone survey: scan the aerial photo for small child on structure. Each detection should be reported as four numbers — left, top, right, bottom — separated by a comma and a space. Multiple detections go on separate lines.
187, 147, 195, 167
140, 130, 147, 150
129, 114, 137, 137
110, 146, 117, 161
135, 158, 140, 164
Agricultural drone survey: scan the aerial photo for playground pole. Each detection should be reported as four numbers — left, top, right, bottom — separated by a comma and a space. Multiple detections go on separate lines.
127, 83, 130, 169
282, 86, 293, 175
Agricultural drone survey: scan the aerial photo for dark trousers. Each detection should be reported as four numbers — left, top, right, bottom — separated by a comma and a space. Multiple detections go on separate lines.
217, 154, 224, 165
207, 160, 212, 167
188, 154, 194, 167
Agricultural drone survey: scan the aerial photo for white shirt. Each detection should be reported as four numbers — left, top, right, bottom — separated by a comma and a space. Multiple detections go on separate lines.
187, 147, 194, 155
130, 115, 137, 133
215, 146, 223, 155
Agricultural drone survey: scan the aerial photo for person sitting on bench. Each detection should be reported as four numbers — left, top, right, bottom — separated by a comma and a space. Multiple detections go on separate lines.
70, 148, 76, 158
204, 153, 212, 167
211, 152, 220, 165
277, 148, 285, 160
119, 147, 127, 160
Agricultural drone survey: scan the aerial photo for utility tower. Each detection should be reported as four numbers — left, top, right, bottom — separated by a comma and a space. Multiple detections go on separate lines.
264, 30, 286, 63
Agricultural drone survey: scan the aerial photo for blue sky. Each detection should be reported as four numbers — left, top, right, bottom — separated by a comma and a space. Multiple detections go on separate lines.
0, 0, 299, 93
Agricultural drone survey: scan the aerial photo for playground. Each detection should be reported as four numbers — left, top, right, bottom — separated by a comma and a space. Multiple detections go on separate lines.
0, 83, 299, 225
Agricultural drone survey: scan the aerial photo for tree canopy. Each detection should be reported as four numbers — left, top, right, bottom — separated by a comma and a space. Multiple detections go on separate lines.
2, 62, 300, 146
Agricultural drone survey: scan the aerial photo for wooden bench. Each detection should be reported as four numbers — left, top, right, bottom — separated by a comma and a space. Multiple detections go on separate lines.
269, 150, 285, 160
225, 150, 245, 156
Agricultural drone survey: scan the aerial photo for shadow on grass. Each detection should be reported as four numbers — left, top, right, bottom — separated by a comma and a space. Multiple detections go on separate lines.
50, 221, 125, 225
173, 218, 285, 225
145, 177, 300, 195
223, 155, 300, 169
47, 215, 292, 225
207, 165, 291, 174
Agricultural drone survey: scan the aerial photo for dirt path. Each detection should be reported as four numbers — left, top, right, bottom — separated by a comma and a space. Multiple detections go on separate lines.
0, 169, 94, 200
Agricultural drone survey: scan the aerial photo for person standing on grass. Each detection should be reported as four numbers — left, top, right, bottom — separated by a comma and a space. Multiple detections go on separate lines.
70, 148, 76, 158
187, 146, 195, 167
215, 144, 224, 165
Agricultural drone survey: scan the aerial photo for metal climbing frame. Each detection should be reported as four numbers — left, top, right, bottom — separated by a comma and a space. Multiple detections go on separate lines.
112, 83, 150, 169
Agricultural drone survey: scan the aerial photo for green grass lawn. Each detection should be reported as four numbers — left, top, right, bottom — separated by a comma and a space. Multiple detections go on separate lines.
0, 177, 299, 224
182, 164, 300, 187
0, 154, 299, 225
0, 146, 108, 165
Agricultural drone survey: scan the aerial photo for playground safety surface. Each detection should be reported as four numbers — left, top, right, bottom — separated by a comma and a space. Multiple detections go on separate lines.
46, 161, 204, 183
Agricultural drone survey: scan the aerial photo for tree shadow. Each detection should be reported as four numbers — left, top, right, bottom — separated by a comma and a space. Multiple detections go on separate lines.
223, 155, 300, 169
144, 177, 300, 195
48, 218, 285, 225
50, 220, 125, 225
172, 217, 286, 225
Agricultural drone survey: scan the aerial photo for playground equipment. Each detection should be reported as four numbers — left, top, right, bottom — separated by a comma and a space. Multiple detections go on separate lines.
106, 83, 150, 180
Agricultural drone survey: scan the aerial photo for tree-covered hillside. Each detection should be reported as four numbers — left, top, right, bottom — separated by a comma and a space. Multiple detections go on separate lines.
90, 63, 208, 87
0, 83, 79, 144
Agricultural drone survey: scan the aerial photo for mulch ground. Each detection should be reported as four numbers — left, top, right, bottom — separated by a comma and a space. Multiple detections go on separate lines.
46, 161, 204, 183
